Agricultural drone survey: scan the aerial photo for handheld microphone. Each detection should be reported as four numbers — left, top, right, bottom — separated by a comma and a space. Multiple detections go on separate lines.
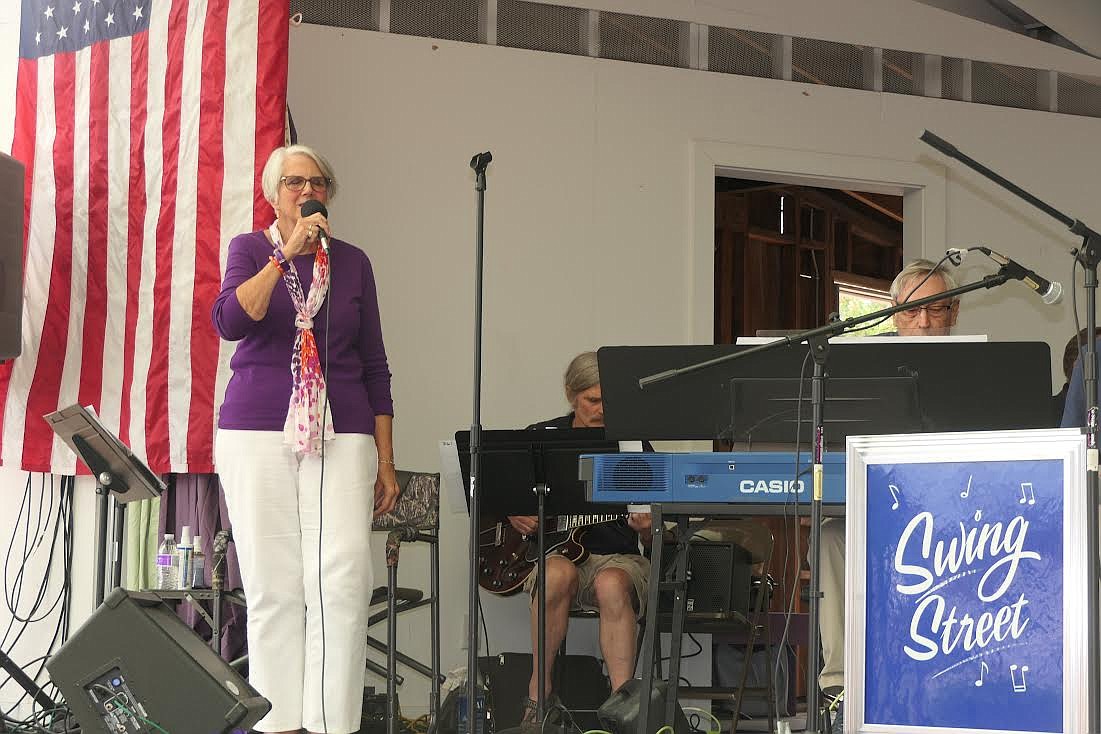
300, 200, 330, 255
977, 246, 1063, 305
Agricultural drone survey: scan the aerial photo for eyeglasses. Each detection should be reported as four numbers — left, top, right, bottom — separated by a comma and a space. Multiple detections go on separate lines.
896, 302, 956, 319
280, 175, 331, 192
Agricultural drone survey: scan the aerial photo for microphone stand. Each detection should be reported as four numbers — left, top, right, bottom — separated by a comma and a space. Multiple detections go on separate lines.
466, 151, 492, 733
638, 270, 1021, 734
920, 130, 1101, 733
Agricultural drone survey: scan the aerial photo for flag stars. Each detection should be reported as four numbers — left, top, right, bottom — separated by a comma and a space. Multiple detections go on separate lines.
56, 26, 68, 39
83, 19, 90, 33
35, 31, 41, 45
72, 1, 81, 14
44, 5, 54, 19
132, 5, 143, 20
105, 12, 115, 26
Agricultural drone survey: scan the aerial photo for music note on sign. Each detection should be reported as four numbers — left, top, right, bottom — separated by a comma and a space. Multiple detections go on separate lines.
1019, 482, 1036, 505
1010, 664, 1029, 693
960, 474, 973, 499
974, 661, 989, 686
888, 484, 900, 510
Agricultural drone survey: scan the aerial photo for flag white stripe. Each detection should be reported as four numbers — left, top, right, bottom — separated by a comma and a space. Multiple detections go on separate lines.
98, 36, 133, 441
2, 58, 57, 469
166, 0, 205, 472
49, 45, 93, 474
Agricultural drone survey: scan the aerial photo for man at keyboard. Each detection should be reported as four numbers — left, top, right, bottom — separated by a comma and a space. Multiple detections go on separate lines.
509, 351, 654, 726
818, 259, 961, 729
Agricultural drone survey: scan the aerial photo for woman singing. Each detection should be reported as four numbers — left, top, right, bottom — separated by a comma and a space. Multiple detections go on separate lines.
212, 144, 399, 734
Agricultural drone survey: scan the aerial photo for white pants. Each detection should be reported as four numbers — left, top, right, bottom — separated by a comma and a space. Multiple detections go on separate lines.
816, 517, 846, 692
215, 429, 377, 734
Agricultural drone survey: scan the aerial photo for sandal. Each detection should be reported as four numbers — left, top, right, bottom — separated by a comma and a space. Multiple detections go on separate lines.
519, 693, 562, 728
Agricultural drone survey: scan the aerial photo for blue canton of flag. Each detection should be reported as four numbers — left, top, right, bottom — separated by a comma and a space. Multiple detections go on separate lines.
19, 0, 152, 59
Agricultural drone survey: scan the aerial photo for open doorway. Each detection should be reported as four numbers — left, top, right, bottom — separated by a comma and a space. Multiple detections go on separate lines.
714, 177, 904, 342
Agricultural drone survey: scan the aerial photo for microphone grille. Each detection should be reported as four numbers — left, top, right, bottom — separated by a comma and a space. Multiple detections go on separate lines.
300, 200, 328, 218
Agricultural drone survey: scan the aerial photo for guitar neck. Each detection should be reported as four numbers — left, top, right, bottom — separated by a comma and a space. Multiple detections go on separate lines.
550, 514, 622, 533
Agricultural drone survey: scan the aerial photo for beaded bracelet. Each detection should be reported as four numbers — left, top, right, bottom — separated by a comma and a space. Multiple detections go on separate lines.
271, 247, 289, 268
268, 255, 286, 275
379, 457, 395, 465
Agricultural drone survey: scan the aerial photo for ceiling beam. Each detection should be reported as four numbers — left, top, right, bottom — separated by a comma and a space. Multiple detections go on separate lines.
1002, 0, 1101, 57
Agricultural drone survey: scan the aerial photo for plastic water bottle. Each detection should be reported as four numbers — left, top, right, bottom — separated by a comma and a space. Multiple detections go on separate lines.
155, 533, 178, 590
177, 526, 194, 590
190, 535, 206, 589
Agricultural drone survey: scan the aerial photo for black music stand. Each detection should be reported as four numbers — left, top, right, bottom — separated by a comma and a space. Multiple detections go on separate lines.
455, 428, 624, 728
44, 404, 165, 606
727, 374, 923, 449
597, 341, 1052, 441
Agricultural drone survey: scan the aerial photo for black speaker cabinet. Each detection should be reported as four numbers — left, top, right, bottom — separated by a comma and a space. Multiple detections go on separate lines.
660, 541, 752, 617
0, 152, 24, 361
596, 678, 689, 734
46, 589, 270, 733
479, 653, 610, 729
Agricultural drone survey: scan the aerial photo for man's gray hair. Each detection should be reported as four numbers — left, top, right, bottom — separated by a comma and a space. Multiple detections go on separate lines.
260, 144, 339, 203
890, 258, 959, 302
564, 351, 600, 400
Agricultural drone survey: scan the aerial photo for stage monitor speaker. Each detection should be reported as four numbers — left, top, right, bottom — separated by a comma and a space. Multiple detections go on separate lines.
46, 589, 270, 733
596, 678, 689, 734
0, 152, 24, 361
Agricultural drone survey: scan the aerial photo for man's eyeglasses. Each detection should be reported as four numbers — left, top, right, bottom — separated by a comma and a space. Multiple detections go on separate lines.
895, 302, 956, 319
280, 175, 331, 192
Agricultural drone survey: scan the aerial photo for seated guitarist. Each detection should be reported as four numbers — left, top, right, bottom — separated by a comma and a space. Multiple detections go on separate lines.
510, 351, 654, 724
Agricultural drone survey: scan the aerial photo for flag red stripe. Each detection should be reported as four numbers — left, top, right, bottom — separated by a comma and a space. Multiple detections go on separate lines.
77, 42, 111, 419
119, 32, 150, 451
187, 0, 229, 471
145, 0, 191, 472
23, 52, 78, 472
0, 58, 39, 461
253, 0, 289, 228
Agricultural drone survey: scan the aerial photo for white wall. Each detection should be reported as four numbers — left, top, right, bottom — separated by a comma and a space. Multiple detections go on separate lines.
0, 2, 18, 152
3, 0, 1101, 718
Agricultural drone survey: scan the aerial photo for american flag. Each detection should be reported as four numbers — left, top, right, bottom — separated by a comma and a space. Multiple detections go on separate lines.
3, 0, 289, 474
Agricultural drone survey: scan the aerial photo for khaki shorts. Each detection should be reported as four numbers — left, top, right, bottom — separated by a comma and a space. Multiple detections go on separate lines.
523, 552, 652, 619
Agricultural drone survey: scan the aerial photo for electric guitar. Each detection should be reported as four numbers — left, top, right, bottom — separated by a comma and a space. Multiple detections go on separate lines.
478, 514, 625, 595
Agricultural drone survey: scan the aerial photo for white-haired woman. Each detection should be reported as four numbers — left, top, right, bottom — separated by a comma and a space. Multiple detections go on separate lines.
212, 144, 399, 734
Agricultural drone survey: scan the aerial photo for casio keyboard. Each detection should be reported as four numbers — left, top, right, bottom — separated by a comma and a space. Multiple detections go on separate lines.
580, 451, 846, 515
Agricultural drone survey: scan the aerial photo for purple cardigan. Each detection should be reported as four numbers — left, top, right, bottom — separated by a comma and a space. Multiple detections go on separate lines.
211, 230, 393, 434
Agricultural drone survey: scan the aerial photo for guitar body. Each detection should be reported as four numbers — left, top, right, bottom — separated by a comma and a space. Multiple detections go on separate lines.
478, 519, 534, 595
479, 521, 599, 595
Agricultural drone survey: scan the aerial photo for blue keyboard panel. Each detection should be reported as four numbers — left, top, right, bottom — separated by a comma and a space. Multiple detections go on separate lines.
581, 451, 846, 506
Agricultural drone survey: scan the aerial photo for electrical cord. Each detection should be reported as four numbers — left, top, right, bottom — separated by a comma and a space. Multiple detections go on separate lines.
1, 475, 74, 723
681, 706, 721, 734
318, 255, 334, 734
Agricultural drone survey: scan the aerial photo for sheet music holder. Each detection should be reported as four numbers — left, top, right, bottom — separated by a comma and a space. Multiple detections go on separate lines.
728, 375, 923, 449
454, 428, 626, 516
454, 427, 625, 728
45, 404, 166, 502
44, 404, 165, 607
597, 341, 1052, 440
